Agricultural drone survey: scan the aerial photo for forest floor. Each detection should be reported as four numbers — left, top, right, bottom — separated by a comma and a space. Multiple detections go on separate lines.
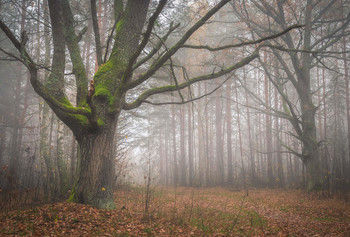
0, 187, 350, 236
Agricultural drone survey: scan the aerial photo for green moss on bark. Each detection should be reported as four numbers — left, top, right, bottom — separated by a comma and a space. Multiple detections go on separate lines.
97, 118, 105, 127
72, 114, 88, 126
68, 188, 78, 203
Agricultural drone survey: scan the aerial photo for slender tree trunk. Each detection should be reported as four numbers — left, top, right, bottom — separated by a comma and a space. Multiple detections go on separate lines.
180, 106, 186, 186
159, 126, 165, 185
264, 54, 274, 186
209, 115, 214, 185
165, 115, 169, 186
343, 37, 350, 185
197, 83, 204, 186
245, 81, 255, 184
317, 67, 323, 140
9, 0, 26, 188
257, 69, 264, 184
226, 80, 233, 184
274, 84, 284, 187
205, 81, 210, 186
171, 99, 178, 186
215, 86, 224, 185
235, 80, 245, 186
188, 102, 193, 186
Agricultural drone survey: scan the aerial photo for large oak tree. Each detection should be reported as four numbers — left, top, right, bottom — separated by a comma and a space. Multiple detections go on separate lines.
0, 0, 299, 208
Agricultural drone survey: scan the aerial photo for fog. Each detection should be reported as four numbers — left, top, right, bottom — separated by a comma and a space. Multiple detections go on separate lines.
0, 0, 349, 211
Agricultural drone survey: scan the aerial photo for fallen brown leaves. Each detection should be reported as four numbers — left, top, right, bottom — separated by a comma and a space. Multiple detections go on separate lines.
0, 188, 349, 236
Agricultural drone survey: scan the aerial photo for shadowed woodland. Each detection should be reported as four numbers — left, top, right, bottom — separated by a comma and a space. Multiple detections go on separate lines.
1, 0, 350, 236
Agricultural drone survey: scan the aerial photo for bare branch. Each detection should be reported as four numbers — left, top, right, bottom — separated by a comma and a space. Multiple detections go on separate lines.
0, 47, 26, 64
0, 19, 35, 68
181, 24, 303, 52
77, 26, 88, 42
132, 22, 180, 70
122, 47, 260, 110
281, 143, 303, 158
142, 71, 235, 106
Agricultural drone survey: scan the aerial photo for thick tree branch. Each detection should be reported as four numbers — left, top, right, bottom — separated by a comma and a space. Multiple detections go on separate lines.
281, 143, 303, 158
237, 78, 295, 121
77, 26, 88, 42
91, 0, 103, 66
140, 73, 234, 106
122, 0, 168, 84
122, 47, 260, 110
0, 47, 26, 65
0, 20, 35, 68
264, 43, 350, 55
61, 0, 88, 106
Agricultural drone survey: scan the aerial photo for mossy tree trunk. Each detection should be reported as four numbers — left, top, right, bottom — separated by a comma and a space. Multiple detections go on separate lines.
71, 114, 119, 209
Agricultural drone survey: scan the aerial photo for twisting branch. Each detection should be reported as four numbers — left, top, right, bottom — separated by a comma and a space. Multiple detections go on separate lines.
181, 24, 303, 52
0, 47, 26, 65
0, 20, 35, 68
263, 43, 350, 55
237, 78, 293, 121
141, 73, 233, 106
281, 143, 303, 158
152, 29, 185, 102
122, 47, 260, 110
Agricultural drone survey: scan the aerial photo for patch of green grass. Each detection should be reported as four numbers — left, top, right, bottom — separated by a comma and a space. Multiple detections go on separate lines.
12, 215, 25, 222
117, 232, 129, 237
191, 217, 212, 234
143, 227, 154, 236
312, 216, 335, 222
279, 206, 290, 213
245, 210, 267, 227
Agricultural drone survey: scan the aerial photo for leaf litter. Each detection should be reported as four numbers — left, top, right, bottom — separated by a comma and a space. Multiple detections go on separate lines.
0, 188, 349, 236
